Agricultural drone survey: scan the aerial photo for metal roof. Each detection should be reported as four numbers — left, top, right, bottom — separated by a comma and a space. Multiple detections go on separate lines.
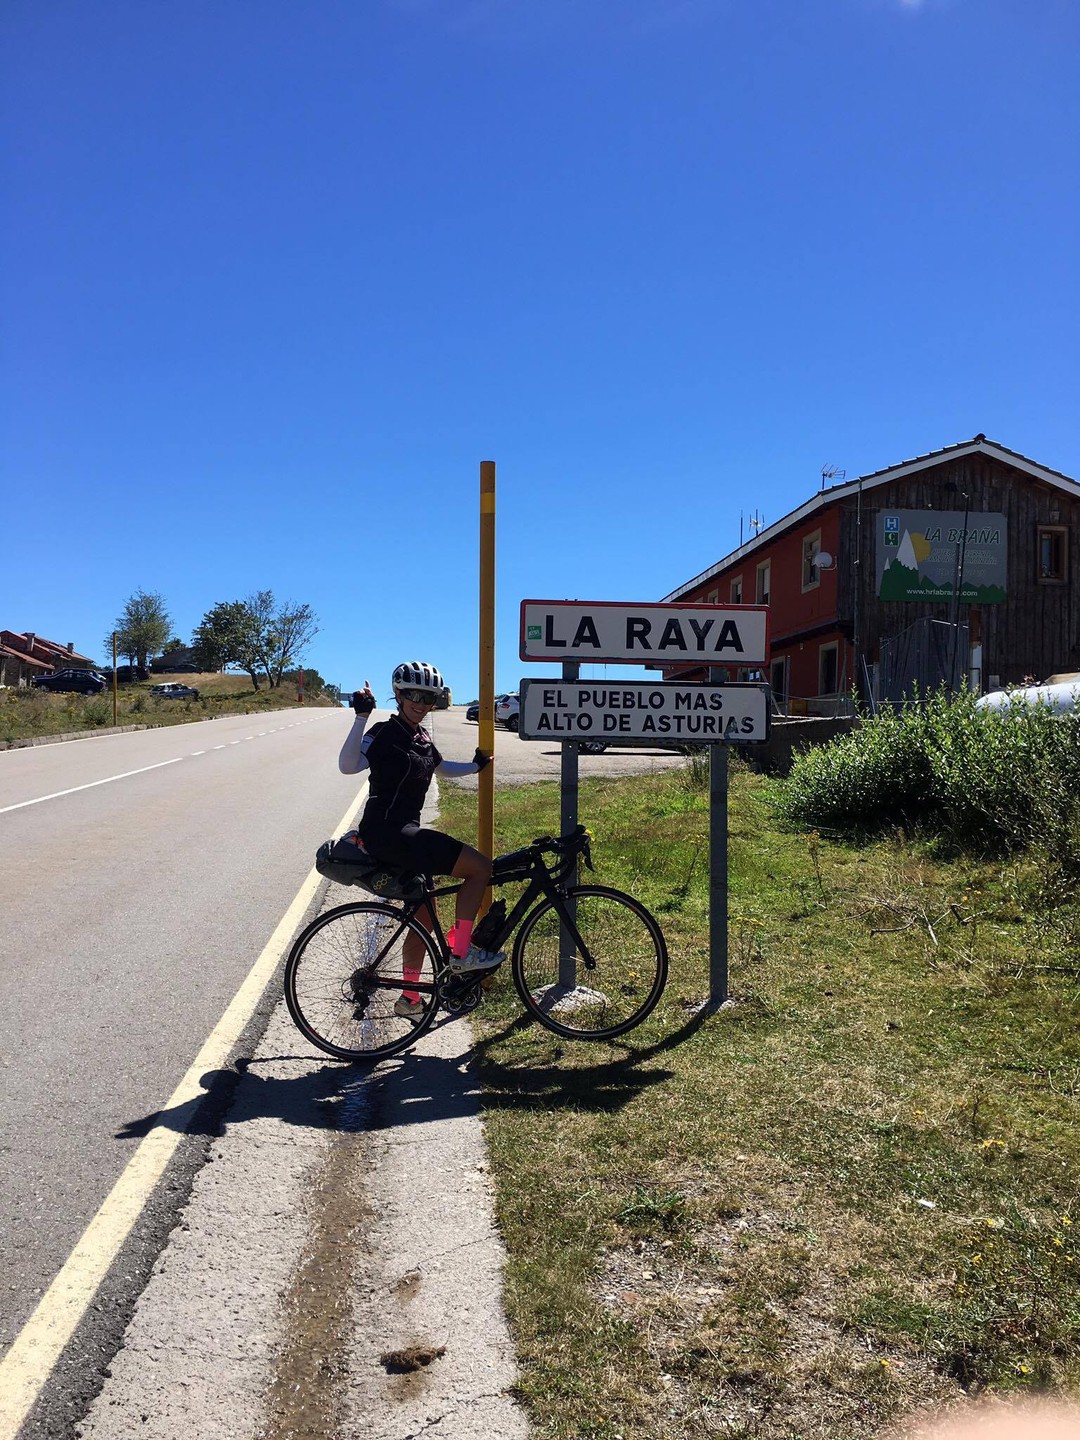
661, 436, 1079, 603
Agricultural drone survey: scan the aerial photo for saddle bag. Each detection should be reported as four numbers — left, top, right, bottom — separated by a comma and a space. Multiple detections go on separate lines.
315, 831, 425, 902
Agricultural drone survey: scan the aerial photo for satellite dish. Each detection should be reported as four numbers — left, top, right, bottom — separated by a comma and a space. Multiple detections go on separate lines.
815, 551, 835, 570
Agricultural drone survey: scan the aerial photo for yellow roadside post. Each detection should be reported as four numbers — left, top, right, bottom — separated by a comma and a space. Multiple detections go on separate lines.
111, 632, 118, 727
478, 460, 496, 912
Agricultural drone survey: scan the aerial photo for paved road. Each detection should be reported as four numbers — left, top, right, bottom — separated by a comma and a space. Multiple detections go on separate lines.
0, 702, 686, 1436
0, 707, 357, 1362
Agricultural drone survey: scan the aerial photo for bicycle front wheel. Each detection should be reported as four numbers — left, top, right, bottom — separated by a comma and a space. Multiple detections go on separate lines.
511, 885, 668, 1041
284, 902, 440, 1062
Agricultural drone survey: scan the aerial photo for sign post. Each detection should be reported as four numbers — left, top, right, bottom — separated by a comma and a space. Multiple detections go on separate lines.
518, 600, 771, 1011
709, 666, 728, 1004
559, 661, 580, 985
478, 462, 496, 911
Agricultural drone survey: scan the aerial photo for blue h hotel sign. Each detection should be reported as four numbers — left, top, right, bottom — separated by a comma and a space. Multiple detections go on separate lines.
520, 600, 770, 668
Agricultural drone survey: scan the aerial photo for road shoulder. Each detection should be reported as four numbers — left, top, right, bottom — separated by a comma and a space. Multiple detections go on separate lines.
77, 782, 529, 1440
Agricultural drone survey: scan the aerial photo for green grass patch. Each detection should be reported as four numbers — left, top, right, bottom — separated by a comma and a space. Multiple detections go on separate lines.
0, 675, 332, 744
437, 762, 1080, 1439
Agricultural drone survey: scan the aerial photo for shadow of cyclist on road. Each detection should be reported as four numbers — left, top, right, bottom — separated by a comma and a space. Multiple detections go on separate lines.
115, 990, 726, 1142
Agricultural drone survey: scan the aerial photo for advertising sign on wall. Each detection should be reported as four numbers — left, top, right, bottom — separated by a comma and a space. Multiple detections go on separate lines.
876, 510, 1008, 604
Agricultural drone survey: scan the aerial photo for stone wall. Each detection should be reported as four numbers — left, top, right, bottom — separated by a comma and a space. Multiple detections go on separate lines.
748, 716, 857, 775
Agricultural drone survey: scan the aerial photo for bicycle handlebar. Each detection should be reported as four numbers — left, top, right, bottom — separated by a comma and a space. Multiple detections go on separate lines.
532, 824, 592, 861
493, 824, 593, 883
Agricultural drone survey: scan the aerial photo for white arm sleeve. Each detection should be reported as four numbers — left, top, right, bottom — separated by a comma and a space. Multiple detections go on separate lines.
437, 759, 480, 778
338, 715, 371, 774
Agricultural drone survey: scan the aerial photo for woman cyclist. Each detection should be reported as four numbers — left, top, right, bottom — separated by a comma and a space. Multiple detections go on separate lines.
338, 661, 501, 1017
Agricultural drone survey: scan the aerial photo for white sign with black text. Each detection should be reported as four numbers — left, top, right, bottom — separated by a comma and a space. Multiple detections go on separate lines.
520, 680, 770, 745
520, 600, 770, 667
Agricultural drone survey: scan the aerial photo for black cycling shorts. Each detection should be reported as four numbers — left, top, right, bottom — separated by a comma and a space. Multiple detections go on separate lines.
358, 821, 464, 878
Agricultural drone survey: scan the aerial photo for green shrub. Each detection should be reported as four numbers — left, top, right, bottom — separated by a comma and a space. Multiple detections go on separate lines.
82, 696, 112, 728
777, 690, 1080, 870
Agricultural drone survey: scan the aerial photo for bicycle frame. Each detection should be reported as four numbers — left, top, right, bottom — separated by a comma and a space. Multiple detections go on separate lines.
350, 855, 595, 1005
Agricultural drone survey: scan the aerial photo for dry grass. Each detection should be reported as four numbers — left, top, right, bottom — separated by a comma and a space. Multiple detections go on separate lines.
437, 765, 1080, 1440
0, 673, 331, 743
141, 670, 253, 695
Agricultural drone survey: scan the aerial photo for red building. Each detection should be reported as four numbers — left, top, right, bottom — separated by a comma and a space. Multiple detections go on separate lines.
660, 437, 1080, 711
0, 631, 96, 687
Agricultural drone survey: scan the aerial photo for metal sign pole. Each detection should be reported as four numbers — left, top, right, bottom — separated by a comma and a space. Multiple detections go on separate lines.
559, 660, 579, 986
478, 461, 496, 913
708, 665, 729, 1006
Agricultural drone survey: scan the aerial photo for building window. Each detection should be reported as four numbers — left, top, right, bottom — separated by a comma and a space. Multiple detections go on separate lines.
706, 588, 719, 603
802, 529, 823, 590
819, 642, 839, 696
755, 560, 770, 605
1038, 526, 1068, 583
770, 657, 787, 702
730, 577, 743, 604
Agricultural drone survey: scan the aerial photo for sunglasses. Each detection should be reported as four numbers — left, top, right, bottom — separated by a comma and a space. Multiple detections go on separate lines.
398, 689, 439, 705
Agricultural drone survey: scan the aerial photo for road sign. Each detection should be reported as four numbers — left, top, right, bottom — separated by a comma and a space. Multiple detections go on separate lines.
520, 600, 769, 667
519, 680, 770, 745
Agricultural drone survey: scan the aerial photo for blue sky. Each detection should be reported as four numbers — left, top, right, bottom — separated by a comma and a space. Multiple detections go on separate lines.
3, 0, 1077, 702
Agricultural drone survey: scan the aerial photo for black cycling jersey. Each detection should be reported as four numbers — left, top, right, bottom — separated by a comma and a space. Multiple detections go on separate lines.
357, 712, 443, 834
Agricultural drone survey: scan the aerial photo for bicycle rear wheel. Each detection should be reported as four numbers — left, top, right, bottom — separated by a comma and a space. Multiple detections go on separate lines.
511, 885, 668, 1041
284, 902, 440, 1061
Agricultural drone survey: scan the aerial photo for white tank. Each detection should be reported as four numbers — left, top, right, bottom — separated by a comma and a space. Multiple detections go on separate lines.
976, 679, 1080, 714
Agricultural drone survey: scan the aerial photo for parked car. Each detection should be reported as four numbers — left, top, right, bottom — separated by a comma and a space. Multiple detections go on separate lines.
99, 665, 149, 684
495, 692, 520, 731
32, 668, 106, 694
151, 682, 200, 700
465, 700, 480, 723
580, 739, 707, 756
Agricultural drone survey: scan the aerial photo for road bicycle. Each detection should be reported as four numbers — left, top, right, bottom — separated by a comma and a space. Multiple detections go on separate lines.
284, 825, 669, 1062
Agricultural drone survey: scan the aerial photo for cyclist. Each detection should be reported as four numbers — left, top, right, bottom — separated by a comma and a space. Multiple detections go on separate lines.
339, 661, 500, 1017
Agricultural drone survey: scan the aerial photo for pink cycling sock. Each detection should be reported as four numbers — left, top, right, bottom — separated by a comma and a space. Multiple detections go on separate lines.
451, 919, 473, 959
402, 950, 423, 1003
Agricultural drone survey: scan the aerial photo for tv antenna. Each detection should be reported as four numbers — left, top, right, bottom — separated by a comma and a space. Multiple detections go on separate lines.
821, 463, 846, 490
748, 509, 765, 536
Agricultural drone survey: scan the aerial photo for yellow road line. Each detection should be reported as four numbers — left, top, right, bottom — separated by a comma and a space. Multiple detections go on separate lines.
0, 780, 369, 1440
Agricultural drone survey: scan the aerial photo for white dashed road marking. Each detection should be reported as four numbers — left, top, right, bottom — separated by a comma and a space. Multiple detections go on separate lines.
0, 759, 183, 815
0, 712, 340, 815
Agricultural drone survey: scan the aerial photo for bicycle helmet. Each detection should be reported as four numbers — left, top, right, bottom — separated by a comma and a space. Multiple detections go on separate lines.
392, 660, 445, 699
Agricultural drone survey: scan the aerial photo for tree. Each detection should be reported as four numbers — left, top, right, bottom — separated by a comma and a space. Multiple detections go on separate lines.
107, 590, 171, 672
191, 593, 319, 691
265, 599, 319, 687
285, 666, 328, 695
192, 600, 263, 689
244, 589, 277, 688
